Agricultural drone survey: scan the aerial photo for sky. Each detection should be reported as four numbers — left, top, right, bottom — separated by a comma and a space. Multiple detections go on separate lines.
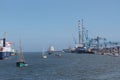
0, 0, 120, 52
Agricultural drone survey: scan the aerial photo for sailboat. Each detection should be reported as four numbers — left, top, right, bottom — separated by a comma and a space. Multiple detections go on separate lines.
42, 49, 47, 58
16, 39, 28, 67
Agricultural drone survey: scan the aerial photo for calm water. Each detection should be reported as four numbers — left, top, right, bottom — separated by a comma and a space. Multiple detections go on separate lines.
0, 52, 120, 80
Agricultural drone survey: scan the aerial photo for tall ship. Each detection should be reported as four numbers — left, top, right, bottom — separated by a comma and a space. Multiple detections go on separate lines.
0, 32, 15, 60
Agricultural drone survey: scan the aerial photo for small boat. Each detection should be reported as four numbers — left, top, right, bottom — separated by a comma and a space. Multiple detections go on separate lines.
55, 53, 62, 57
42, 50, 47, 58
16, 39, 28, 67
42, 55, 47, 58
16, 60, 28, 67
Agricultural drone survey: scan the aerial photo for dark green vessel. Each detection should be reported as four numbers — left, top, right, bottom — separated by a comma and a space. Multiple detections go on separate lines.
16, 61, 28, 67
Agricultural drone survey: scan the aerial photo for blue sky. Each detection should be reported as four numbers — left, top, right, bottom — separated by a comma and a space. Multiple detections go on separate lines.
0, 0, 120, 52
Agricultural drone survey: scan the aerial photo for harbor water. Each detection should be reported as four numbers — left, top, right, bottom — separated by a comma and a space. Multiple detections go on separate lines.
0, 52, 120, 80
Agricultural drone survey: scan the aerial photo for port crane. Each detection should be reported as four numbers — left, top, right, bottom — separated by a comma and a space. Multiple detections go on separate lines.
88, 36, 106, 50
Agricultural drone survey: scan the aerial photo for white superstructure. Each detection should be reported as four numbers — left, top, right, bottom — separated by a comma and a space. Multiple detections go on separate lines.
49, 46, 55, 52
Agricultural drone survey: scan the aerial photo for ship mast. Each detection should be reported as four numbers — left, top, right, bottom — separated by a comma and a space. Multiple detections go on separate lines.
18, 39, 24, 62
82, 19, 84, 45
78, 20, 81, 45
